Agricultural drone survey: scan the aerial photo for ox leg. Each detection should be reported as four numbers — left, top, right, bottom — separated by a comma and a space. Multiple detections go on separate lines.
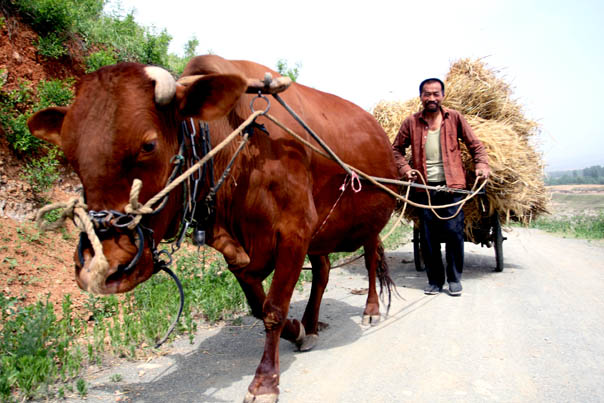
245, 242, 306, 403
235, 273, 304, 345
294, 254, 330, 352
362, 236, 384, 326
235, 274, 266, 319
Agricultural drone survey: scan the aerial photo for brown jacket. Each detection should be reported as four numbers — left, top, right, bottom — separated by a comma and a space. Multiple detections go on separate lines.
391, 107, 489, 189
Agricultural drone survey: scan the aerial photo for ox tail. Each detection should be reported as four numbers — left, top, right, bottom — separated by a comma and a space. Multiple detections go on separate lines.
376, 240, 400, 316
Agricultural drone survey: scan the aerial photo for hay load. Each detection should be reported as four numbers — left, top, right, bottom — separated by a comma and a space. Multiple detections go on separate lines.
373, 58, 548, 241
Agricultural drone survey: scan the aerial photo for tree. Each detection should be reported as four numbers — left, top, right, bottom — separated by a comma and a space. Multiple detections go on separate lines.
276, 59, 301, 82
184, 37, 199, 59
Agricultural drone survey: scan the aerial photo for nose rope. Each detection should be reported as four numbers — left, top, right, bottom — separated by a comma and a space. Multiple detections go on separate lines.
36, 198, 110, 294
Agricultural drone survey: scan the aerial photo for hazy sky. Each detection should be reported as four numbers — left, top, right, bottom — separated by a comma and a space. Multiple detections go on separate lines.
107, 0, 604, 172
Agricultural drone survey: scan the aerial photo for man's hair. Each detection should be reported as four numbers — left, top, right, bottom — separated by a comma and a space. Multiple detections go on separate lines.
419, 78, 445, 95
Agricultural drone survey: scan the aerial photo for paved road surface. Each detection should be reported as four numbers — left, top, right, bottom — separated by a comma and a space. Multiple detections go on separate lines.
71, 228, 604, 402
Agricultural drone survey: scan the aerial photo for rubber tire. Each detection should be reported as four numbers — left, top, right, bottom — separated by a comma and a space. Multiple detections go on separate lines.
413, 227, 424, 272
493, 213, 504, 272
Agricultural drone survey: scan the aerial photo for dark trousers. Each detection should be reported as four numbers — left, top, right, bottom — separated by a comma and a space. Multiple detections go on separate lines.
417, 189, 465, 287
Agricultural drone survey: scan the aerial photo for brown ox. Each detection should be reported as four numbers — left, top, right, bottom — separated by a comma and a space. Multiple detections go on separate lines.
28, 55, 398, 402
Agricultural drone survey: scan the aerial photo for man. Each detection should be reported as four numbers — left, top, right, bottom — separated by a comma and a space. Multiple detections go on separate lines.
392, 78, 489, 296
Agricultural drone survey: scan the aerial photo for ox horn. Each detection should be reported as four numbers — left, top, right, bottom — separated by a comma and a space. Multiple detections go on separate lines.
144, 66, 177, 106
177, 73, 292, 95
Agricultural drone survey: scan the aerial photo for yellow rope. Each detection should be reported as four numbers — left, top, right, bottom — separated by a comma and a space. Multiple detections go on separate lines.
35, 197, 109, 294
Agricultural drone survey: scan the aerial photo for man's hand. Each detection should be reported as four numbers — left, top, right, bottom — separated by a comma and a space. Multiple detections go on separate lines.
476, 168, 490, 180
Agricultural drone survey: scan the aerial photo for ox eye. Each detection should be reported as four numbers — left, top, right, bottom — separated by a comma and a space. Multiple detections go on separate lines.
142, 140, 157, 153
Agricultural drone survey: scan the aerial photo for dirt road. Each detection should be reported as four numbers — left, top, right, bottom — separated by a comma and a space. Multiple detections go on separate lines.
72, 228, 604, 402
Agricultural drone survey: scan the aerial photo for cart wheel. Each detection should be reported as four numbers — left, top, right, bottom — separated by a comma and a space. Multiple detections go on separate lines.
413, 227, 424, 272
493, 213, 504, 272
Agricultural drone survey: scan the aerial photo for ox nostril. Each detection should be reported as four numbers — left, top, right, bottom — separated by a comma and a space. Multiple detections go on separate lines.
77, 232, 92, 266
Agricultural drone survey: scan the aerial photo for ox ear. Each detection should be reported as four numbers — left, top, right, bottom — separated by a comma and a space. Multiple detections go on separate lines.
27, 107, 68, 148
177, 74, 247, 121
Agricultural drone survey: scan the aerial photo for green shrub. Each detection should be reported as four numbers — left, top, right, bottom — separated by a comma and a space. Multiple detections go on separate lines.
140, 30, 171, 66
14, 0, 103, 35
0, 82, 36, 153
85, 49, 117, 73
35, 33, 67, 59
87, 12, 172, 66
5, 113, 40, 153
1, 79, 72, 153
37, 78, 74, 108
2, 81, 31, 107
14, 0, 73, 35
23, 147, 61, 195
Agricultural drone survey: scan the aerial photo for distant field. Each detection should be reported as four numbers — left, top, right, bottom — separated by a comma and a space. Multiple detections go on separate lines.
547, 184, 604, 193
546, 184, 604, 217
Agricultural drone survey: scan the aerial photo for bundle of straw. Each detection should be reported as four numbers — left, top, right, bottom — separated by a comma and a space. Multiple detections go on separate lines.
373, 58, 548, 243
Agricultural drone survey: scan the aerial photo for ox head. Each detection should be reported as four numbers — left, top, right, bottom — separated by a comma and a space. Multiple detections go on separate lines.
28, 63, 246, 294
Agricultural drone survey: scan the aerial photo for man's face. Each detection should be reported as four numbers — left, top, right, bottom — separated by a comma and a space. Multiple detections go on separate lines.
420, 81, 444, 113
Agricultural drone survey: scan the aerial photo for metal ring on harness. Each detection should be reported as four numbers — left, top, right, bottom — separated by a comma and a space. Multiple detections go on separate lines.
77, 224, 145, 273
351, 171, 362, 193
250, 92, 270, 115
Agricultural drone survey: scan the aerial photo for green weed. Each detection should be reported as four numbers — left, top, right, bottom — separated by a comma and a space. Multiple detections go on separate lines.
43, 208, 62, 223
3, 256, 17, 269
16, 225, 42, 244
0, 294, 84, 401
110, 373, 123, 383
75, 378, 87, 397
530, 213, 604, 240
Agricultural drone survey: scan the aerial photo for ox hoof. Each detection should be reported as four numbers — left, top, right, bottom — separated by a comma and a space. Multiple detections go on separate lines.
361, 314, 381, 326
297, 333, 319, 352
292, 320, 306, 346
244, 392, 278, 403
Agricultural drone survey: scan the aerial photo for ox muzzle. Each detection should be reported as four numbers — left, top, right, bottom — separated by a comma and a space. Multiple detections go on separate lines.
77, 209, 146, 273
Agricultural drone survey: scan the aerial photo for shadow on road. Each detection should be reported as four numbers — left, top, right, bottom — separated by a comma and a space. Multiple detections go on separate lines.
337, 248, 521, 293
87, 298, 364, 402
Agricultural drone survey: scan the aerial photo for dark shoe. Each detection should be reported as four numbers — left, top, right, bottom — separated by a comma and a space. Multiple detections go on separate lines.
424, 284, 442, 295
448, 282, 462, 296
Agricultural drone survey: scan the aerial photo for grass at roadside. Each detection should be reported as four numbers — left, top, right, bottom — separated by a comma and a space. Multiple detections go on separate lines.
528, 212, 604, 240
533, 187, 604, 240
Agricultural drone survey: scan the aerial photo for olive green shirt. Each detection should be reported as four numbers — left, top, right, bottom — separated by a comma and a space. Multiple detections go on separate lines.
425, 128, 445, 182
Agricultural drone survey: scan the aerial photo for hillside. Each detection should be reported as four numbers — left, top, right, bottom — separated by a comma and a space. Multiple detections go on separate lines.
0, 12, 87, 310
1, 11, 84, 218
